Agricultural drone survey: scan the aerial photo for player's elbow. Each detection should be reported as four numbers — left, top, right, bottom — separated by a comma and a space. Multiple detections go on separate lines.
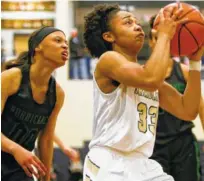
38, 131, 54, 144
145, 77, 163, 92
181, 111, 199, 121
38, 136, 53, 149
142, 67, 165, 90
186, 112, 199, 121
185, 103, 200, 121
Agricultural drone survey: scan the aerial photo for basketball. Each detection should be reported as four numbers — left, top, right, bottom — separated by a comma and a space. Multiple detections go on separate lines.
153, 2, 204, 57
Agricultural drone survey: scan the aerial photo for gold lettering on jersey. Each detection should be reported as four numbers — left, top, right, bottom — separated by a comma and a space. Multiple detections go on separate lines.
134, 88, 159, 101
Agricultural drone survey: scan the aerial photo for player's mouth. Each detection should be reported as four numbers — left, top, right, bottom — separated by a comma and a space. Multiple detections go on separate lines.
61, 50, 69, 61
136, 33, 145, 38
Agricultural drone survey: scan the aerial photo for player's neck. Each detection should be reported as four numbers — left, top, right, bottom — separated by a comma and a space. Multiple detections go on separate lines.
121, 53, 138, 62
114, 47, 138, 62
30, 62, 53, 86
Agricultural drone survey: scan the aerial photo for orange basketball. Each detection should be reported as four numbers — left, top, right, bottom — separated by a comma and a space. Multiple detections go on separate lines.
153, 2, 204, 57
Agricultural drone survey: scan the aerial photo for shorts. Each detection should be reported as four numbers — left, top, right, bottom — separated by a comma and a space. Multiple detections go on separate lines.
151, 131, 201, 181
83, 147, 174, 181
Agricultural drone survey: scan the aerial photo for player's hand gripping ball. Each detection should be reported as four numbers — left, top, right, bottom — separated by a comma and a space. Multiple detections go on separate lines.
154, 2, 204, 57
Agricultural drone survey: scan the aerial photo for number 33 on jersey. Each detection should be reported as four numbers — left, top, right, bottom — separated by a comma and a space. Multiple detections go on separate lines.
135, 88, 159, 136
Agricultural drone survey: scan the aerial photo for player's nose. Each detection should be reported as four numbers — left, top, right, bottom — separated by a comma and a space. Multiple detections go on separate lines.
134, 24, 143, 32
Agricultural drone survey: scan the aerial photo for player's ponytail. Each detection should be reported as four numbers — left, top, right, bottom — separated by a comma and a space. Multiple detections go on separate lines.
2, 51, 29, 70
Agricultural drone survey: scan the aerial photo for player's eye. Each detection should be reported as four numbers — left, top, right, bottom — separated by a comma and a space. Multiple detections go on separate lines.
125, 19, 133, 25
55, 38, 61, 43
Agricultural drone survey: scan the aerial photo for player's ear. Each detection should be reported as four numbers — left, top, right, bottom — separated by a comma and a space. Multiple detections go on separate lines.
35, 45, 42, 53
102, 31, 115, 43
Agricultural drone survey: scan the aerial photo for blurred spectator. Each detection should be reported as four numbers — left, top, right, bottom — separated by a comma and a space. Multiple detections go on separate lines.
54, 134, 80, 163
47, 134, 80, 181
50, 165, 57, 181
1, 40, 6, 71
84, 48, 93, 79
36, 134, 80, 181
69, 28, 89, 80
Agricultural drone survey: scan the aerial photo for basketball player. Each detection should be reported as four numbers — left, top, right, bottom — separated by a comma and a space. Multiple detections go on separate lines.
149, 15, 204, 181
83, 4, 203, 181
2, 59, 80, 163
1, 27, 68, 181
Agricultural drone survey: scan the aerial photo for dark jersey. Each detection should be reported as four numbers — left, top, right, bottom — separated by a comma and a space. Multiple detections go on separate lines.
155, 61, 194, 144
1, 64, 56, 178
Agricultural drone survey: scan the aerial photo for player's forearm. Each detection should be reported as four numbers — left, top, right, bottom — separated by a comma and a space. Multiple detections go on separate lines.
199, 99, 204, 130
38, 136, 54, 181
1, 133, 21, 155
182, 71, 201, 119
145, 33, 171, 84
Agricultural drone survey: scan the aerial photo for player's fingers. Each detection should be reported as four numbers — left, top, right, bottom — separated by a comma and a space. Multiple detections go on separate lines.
166, 6, 177, 18
196, 46, 204, 54
33, 156, 47, 173
22, 165, 32, 177
27, 164, 39, 179
31, 160, 46, 177
171, 8, 183, 20
165, 8, 172, 19
176, 17, 189, 25
159, 8, 165, 21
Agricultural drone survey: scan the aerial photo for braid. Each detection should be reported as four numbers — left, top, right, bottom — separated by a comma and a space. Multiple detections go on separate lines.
84, 4, 120, 58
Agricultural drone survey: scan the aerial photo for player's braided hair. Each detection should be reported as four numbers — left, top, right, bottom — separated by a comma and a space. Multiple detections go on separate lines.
84, 4, 121, 58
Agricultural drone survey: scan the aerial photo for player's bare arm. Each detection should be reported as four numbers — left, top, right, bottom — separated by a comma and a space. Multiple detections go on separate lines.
199, 97, 204, 130
159, 46, 203, 120
180, 62, 204, 129
38, 83, 65, 181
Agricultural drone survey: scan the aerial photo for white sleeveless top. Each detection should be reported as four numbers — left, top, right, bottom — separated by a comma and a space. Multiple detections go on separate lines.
89, 76, 159, 157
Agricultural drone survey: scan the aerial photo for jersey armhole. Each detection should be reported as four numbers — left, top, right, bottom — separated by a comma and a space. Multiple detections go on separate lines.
93, 74, 120, 97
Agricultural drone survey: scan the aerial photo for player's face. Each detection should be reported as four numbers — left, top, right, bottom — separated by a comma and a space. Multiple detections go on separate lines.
37, 31, 69, 67
107, 11, 145, 54
149, 29, 158, 51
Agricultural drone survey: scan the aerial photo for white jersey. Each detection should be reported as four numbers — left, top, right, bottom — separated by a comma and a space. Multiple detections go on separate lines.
89, 76, 159, 157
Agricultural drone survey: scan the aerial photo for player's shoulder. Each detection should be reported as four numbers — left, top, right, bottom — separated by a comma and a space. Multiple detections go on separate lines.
1, 67, 21, 76
97, 51, 127, 72
1, 67, 22, 95
99, 51, 125, 62
1, 67, 22, 83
